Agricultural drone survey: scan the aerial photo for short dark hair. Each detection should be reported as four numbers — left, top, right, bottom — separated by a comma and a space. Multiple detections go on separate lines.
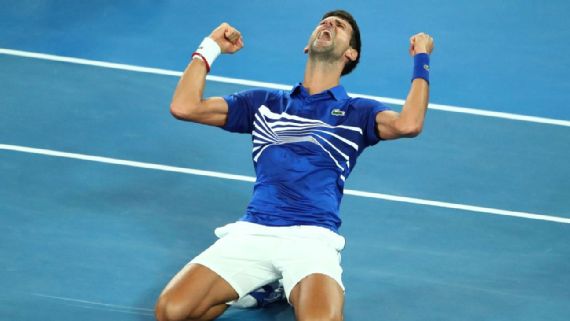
322, 10, 361, 76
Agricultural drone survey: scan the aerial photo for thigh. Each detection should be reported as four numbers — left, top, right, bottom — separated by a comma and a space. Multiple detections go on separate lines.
278, 236, 344, 302
160, 263, 237, 302
289, 273, 344, 321
156, 263, 237, 321
191, 233, 282, 297
157, 231, 281, 320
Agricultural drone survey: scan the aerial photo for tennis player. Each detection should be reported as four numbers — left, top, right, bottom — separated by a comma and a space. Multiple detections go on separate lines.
156, 9, 434, 321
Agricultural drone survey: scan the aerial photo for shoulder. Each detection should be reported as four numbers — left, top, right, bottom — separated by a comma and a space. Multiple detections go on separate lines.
224, 88, 283, 108
232, 88, 281, 99
347, 97, 391, 114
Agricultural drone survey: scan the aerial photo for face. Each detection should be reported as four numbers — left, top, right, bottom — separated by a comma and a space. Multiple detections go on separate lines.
306, 16, 354, 62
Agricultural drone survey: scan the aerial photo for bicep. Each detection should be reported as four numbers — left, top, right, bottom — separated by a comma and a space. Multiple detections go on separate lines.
198, 97, 230, 127
181, 89, 268, 132
375, 110, 402, 140
175, 97, 229, 127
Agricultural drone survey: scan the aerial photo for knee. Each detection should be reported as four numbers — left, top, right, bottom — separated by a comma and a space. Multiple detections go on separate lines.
155, 293, 205, 321
155, 294, 185, 321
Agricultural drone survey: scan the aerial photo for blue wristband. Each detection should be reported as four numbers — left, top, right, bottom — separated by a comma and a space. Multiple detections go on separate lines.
412, 53, 430, 84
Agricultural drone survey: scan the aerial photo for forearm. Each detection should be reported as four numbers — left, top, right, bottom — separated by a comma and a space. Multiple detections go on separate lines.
397, 78, 429, 135
170, 25, 243, 121
170, 58, 208, 118
376, 44, 432, 140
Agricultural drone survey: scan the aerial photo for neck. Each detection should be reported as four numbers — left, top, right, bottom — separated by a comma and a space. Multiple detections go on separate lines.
302, 57, 343, 95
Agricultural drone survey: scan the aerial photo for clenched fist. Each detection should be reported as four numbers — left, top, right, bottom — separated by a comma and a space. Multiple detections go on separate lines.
209, 23, 244, 54
409, 33, 434, 56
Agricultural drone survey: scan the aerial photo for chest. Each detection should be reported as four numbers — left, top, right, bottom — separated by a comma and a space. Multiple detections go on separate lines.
254, 101, 365, 159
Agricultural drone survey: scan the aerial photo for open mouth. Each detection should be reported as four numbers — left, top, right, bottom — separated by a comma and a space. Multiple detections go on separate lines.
318, 30, 332, 41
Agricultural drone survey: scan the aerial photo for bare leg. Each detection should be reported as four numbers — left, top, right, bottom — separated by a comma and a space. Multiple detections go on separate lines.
289, 273, 344, 321
155, 263, 238, 321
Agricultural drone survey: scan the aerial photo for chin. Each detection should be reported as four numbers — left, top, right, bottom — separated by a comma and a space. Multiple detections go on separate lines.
310, 42, 334, 54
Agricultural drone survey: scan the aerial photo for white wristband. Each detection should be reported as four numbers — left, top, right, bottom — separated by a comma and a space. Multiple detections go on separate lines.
192, 37, 221, 72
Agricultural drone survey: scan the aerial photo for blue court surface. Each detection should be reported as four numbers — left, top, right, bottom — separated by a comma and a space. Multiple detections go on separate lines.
1, 1, 569, 321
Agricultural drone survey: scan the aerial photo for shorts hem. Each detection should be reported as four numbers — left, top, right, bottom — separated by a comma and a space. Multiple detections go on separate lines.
284, 271, 345, 304
189, 259, 247, 300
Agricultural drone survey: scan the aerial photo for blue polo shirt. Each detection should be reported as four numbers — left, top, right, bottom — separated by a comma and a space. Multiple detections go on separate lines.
223, 83, 390, 233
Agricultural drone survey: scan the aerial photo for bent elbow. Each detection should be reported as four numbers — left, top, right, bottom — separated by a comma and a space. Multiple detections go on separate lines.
398, 124, 423, 138
170, 106, 185, 120
170, 103, 195, 121
407, 125, 423, 137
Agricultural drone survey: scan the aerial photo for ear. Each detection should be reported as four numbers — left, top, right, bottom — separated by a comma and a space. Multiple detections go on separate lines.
304, 45, 309, 54
345, 48, 358, 62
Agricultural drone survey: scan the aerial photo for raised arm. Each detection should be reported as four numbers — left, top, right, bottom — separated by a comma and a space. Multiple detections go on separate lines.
170, 23, 244, 127
376, 33, 434, 140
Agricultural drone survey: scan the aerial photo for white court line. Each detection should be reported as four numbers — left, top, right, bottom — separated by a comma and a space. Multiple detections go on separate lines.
2, 144, 569, 224
1, 48, 570, 127
32, 293, 153, 315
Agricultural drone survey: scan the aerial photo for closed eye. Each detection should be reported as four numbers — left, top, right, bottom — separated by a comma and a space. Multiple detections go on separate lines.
319, 18, 348, 30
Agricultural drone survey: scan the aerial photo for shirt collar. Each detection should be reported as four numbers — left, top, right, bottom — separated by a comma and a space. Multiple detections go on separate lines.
291, 83, 349, 101
328, 85, 349, 101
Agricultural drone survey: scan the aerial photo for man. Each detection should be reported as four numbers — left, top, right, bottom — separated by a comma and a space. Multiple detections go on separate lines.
156, 9, 434, 321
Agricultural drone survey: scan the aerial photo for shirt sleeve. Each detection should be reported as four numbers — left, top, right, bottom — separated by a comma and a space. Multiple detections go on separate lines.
363, 101, 391, 146
222, 89, 274, 134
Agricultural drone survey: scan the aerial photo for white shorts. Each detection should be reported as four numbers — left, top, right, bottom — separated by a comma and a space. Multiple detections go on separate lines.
190, 221, 346, 301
